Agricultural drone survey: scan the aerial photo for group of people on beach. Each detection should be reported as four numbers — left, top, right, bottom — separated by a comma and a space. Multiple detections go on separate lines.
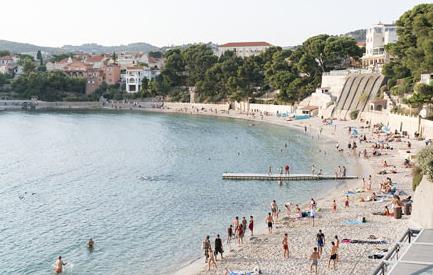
202, 235, 224, 271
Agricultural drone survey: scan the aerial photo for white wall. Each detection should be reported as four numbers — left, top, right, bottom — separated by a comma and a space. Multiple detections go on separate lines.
234, 102, 294, 115
360, 111, 433, 139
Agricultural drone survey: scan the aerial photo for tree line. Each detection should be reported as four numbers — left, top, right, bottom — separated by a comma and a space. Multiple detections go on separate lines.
144, 35, 363, 103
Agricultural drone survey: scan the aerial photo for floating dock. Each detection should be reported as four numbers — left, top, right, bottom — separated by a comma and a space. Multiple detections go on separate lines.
222, 173, 358, 181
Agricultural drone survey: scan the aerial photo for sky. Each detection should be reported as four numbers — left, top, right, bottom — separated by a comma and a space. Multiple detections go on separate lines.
1, 0, 431, 48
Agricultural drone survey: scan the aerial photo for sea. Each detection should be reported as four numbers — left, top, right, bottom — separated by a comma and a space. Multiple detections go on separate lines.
0, 110, 354, 274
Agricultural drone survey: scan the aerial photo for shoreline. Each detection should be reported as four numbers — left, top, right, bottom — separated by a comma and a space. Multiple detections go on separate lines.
1, 104, 421, 274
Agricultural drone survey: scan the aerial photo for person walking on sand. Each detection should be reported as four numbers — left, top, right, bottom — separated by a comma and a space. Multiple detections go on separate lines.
266, 212, 274, 234
282, 233, 289, 258
310, 207, 316, 227
248, 216, 254, 236
236, 223, 244, 245
334, 235, 340, 262
227, 225, 233, 244
317, 230, 325, 255
54, 256, 67, 273
332, 200, 337, 213
241, 216, 247, 232
345, 195, 350, 208
202, 235, 211, 263
310, 247, 320, 274
271, 200, 279, 222
207, 247, 217, 271
328, 242, 338, 270
214, 234, 224, 260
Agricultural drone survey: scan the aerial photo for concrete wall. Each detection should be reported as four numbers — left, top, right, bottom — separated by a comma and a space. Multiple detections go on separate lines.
321, 74, 347, 99
234, 102, 294, 115
411, 176, 433, 229
360, 111, 433, 139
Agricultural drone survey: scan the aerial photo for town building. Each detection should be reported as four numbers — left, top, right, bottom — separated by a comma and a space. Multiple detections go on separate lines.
125, 67, 145, 93
85, 69, 104, 95
361, 22, 397, 69
0, 56, 16, 74
63, 61, 91, 78
103, 64, 121, 85
85, 55, 106, 69
420, 73, 433, 85
217, 42, 272, 58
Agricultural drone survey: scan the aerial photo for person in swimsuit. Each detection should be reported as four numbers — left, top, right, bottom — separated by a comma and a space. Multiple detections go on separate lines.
266, 212, 273, 234
317, 230, 325, 255
227, 225, 233, 243
202, 235, 211, 263
310, 247, 320, 274
214, 234, 224, 260
310, 207, 316, 227
334, 236, 340, 262
332, 200, 337, 213
271, 200, 278, 222
344, 195, 350, 208
236, 223, 244, 245
241, 217, 247, 232
282, 233, 289, 258
207, 247, 217, 271
87, 238, 94, 249
328, 241, 338, 270
248, 216, 254, 236
54, 256, 66, 273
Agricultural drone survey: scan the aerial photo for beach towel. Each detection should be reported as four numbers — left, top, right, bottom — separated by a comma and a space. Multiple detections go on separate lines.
345, 191, 356, 196
342, 239, 387, 244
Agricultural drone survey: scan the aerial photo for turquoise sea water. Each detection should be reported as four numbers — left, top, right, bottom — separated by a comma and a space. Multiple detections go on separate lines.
0, 111, 353, 274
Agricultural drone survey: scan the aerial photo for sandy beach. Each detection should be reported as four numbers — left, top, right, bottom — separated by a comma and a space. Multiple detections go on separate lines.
137, 106, 422, 275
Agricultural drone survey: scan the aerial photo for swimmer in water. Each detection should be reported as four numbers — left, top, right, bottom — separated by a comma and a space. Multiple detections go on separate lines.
87, 238, 94, 249
54, 256, 66, 273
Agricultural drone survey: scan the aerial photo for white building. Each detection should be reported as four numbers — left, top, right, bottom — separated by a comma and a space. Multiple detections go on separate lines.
217, 42, 272, 58
125, 67, 161, 93
361, 22, 397, 69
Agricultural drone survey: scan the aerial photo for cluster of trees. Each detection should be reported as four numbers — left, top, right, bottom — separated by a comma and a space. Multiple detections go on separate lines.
383, 3, 433, 106
146, 35, 362, 103
11, 70, 86, 101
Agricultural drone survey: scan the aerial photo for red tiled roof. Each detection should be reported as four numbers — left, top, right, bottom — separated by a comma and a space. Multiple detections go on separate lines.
86, 55, 105, 63
0, 56, 14, 60
220, 42, 272, 47
357, 41, 366, 47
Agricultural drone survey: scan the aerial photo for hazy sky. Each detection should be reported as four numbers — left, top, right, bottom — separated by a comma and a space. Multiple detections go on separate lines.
1, 0, 431, 47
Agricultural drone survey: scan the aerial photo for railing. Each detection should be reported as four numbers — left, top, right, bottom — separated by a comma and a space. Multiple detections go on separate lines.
371, 229, 421, 275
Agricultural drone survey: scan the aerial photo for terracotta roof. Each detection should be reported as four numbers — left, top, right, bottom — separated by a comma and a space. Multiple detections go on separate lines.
220, 42, 272, 47
357, 41, 366, 47
126, 66, 144, 70
0, 56, 14, 60
86, 55, 105, 63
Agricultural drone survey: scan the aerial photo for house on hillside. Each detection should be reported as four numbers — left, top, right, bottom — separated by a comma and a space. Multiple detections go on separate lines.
361, 22, 397, 70
217, 42, 272, 58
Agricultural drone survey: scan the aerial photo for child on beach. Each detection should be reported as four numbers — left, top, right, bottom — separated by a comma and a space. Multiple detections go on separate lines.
310, 247, 320, 274
332, 200, 337, 213
282, 233, 289, 258
345, 195, 350, 208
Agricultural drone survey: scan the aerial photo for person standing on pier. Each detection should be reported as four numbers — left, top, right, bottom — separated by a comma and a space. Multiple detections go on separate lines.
284, 164, 290, 175
268, 166, 272, 175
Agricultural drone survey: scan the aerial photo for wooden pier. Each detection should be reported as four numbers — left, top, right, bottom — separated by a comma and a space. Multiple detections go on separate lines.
222, 173, 358, 181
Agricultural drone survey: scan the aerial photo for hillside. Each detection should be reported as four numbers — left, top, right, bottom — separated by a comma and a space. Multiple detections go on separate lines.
344, 29, 366, 42
0, 40, 160, 54
61, 42, 160, 53
0, 39, 62, 54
